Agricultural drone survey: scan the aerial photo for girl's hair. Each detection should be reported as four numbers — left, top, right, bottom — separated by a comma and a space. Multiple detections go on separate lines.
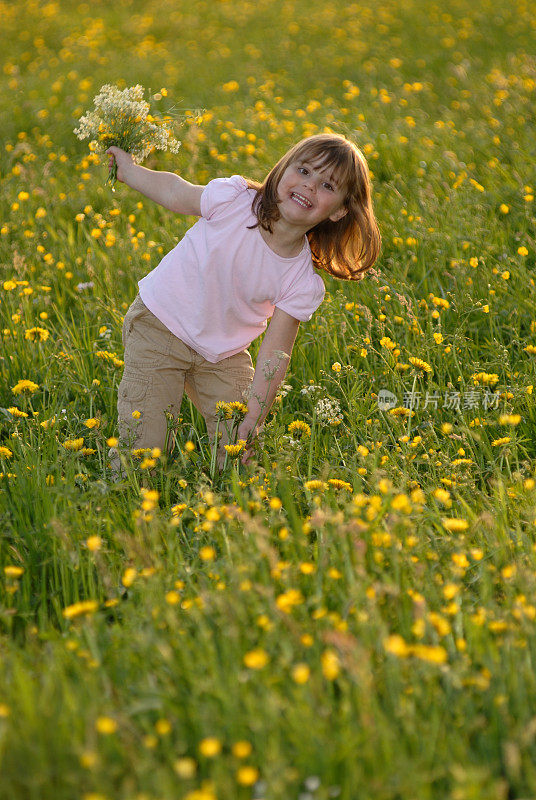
246, 133, 381, 280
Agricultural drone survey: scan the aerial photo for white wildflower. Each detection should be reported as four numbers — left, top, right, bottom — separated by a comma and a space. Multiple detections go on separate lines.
300, 383, 322, 396
314, 397, 343, 426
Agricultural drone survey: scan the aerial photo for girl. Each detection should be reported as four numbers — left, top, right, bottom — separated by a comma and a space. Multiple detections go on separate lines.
107, 133, 381, 472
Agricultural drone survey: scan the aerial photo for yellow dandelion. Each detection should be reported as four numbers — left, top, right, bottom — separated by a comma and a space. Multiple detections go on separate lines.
499, 414, 521, 425
327, 478, 353, 491
224, 439, 246, 458
409, 356, 433, 374
384, 634, 411, 657
173, 757, 197, 778
24, 327, 49, 343
492, 437, 511, 446
288, 420, 311, 437
12, 379, 39, 395
85, 535, 102, 552
199, 546, 216, 562
4, 566, 24, 577
0, 447, 13, 459
232, 741, 252, 758
63, 600, 99, 619
198, 737, 222, 757
236, 766, 259, 786
84, 418, 100, 429
292, 663, 311, 684
442, 517, 469, 532
321, 649, 340, 680
276, 588, 304, 612
62, 438, 84, 451
8, 407, 28, 418
518, 246, 528, 256
243, 648, 269, 669
95, 716, 117, 734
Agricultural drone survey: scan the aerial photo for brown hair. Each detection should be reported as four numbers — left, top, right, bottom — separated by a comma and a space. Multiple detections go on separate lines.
246, 133, 381, 280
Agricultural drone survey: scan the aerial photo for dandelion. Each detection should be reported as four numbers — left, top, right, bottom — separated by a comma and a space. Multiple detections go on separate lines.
174, 758, 197, 778
499, 414, 521, 425
24, 327, 49, 343
492, 436, 511, 446
288, 420, 311, 437
327, 478, 353, 491
471, 372, 499, 385
412, 644, 448, 664
0, 447, 13, 459
292, 663, 311, 683
232, 741, 252, 758
384, 634, 411, 657
224, 439, 246, 458
85, 535, 102, 552
442, 518, 469, 532
74, 84, 182, 189
304, 479, 326, 492
276, 588, 304, 612
198, 739, 221, 759
243, 648, 269, 669
63, 600, 99, 619
84, 418, 100, 429
321, 649, 340, 680
236, 766, 259, 786
331, 362, 342, 373
4, 566, 23, 577
12, 379, 39, 395
8, 407, 28, 418
63, 438, 84, 451
409, 356, 433, 374
95, 716, 117, 734
518, 246, 528, 256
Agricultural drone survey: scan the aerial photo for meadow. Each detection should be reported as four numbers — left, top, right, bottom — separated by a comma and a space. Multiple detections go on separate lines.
1, 0, 536, 797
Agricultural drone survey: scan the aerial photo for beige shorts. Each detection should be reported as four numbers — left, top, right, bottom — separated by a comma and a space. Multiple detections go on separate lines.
110, 294, 254, 470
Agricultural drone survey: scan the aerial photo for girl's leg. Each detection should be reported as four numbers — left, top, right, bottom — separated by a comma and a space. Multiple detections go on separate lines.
109, 296, 190, 477
187, 350, 255, 462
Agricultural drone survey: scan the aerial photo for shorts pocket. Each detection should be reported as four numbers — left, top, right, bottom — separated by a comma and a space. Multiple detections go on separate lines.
117, 373, 151, 433
124, 306, 173, 368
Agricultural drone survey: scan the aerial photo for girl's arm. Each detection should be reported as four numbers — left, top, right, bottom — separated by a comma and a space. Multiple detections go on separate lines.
106, 146, 204, 215
237, 307, 300, 462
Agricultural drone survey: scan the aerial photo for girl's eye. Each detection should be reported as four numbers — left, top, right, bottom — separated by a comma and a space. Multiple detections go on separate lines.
323, 183, 333, 191
297, 166, 308, 174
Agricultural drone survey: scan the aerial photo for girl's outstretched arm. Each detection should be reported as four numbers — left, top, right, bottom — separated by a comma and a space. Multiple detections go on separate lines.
237, 307, 300, 464
106, 146, 204, 215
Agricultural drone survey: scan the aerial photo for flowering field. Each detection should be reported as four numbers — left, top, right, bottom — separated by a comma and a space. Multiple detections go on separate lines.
1, 0, 536, 798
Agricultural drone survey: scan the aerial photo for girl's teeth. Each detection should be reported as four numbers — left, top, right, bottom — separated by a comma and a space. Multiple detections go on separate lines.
292, 194, 311, 208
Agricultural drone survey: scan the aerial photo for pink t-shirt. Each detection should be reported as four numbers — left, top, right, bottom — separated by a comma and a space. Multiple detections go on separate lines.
138, 175, 325, 363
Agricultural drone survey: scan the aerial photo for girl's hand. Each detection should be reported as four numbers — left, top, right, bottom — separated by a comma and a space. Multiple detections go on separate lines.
105, 146, 134, 183
237, 419, 264, 465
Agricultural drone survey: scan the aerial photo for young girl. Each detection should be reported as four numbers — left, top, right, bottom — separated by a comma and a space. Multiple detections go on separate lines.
107, 133, 381, 472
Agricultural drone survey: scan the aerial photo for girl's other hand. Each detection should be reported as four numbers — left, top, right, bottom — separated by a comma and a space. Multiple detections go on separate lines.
237, 419, 263, 465
105, 146, 133, 183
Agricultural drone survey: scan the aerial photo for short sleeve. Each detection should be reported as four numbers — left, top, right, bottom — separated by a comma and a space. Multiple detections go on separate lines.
275, 270, 325, 322
200, 175, 248, 220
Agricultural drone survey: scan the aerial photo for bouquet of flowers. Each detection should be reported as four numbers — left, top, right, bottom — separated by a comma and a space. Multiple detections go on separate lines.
73, 84, 182, 189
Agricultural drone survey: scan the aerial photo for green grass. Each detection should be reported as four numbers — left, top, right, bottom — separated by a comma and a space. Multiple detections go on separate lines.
1, 0, 536, 797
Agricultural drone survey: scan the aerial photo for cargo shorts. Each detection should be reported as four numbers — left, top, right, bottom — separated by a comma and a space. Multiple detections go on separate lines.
109, 294, 255, 472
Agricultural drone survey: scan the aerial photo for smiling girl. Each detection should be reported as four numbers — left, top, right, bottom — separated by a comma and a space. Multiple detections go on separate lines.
106, 133, 381, 472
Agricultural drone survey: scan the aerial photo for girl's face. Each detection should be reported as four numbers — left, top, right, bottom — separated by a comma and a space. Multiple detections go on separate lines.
276, 158, 348, 228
